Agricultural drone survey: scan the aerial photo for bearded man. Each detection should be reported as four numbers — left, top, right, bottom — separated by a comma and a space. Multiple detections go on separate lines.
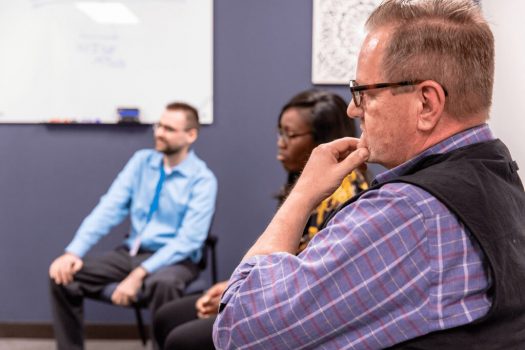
49, 102, 217, 350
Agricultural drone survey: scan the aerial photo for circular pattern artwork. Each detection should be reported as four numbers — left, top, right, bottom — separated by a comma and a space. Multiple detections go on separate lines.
312, 0, 382, 84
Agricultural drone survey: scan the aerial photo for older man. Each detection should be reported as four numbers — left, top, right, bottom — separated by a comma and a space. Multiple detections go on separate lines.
49, 102, 217, 350
213, 0, 525, 349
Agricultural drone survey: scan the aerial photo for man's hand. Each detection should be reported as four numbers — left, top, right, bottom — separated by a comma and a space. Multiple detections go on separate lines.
49, 253, 83, 285
292, 137, 369, 209
111, 267, 148, 306
243, 137, 369, 259
195, 281, 229, 318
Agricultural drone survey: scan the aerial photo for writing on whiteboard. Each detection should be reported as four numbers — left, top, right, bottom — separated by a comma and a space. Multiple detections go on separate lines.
77, 34, 125, 69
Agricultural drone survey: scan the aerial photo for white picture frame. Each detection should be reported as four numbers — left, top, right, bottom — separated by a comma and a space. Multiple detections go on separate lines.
312, 0, 381, 85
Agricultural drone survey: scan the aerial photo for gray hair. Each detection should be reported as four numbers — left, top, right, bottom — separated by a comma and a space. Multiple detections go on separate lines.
366, 0, 494, 118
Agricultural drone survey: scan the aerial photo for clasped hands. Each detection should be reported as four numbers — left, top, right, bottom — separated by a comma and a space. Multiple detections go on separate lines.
49, 253, 147, 306
195, 281, 229, 319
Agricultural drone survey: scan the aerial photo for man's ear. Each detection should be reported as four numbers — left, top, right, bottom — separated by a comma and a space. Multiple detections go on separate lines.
416, 81, 446, 132
186, 128, 198, 143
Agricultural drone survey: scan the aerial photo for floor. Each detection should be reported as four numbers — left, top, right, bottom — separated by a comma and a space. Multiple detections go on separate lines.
0, 339, 152, 350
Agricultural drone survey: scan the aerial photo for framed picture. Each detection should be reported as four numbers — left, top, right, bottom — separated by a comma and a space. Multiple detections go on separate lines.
312, 0, 382, 85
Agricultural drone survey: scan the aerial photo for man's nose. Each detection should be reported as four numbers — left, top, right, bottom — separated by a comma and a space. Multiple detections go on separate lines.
154, 127, 165, 136
347, 99, 362, 120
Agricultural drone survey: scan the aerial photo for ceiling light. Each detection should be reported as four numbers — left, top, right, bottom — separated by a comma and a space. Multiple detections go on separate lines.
75, 2, 139, 24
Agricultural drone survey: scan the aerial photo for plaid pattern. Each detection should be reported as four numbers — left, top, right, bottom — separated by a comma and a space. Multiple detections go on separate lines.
214, 124, 494, 350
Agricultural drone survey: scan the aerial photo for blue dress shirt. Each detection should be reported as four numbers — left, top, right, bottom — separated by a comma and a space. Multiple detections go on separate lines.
66, 149, 217, 273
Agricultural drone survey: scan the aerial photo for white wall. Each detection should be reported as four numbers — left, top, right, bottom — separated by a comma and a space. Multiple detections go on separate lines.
483, 1, 525, 179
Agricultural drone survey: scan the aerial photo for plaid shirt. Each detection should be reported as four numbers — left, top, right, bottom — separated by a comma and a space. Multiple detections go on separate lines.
214, 124, 494, 350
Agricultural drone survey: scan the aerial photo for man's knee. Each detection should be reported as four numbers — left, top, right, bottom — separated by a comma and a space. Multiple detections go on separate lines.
148, 272, 186, 295
49, 277, 82, 299
146, 264, 195, 293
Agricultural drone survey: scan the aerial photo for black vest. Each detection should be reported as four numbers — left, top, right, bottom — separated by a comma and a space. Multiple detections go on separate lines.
331, 140, 525, 349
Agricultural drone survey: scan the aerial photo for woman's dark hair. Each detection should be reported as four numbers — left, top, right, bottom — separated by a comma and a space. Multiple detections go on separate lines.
276, 90, 357, 204
278, 89, 356, 144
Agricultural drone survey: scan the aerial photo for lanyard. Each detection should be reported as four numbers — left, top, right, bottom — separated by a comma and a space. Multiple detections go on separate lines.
146, 164, 166, 223
130, 162, 166, 256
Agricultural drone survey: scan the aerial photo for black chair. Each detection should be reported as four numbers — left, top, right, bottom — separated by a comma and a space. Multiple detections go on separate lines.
95, 234, 218, 345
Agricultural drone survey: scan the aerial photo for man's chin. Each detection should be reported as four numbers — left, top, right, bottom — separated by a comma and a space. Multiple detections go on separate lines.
160, 147, 182, 156
357, 134, 368, 150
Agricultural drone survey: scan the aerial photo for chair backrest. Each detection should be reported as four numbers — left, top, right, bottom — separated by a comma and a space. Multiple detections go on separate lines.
195, 216, 218, 284
197, 234, 218, 284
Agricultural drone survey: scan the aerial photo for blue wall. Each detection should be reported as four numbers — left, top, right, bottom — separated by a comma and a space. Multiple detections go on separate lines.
0, 0, 356, 323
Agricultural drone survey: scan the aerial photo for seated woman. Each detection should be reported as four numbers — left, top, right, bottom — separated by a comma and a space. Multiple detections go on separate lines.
153, 89, 368, 350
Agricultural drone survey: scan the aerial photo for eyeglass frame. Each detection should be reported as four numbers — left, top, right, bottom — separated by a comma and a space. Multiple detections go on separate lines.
152, 122, 192, 134
277, 127, 313, 144
349, 79, 448, 107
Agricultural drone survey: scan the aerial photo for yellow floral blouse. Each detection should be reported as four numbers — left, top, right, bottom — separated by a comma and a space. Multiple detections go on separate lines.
297, 169, 369, 253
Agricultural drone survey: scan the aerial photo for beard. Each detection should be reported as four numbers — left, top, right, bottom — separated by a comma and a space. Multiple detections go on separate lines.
155, 138, 183, 156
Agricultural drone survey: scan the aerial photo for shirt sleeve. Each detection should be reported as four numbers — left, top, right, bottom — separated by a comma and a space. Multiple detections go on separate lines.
141, 171, 218, 273
65, 152, 143, 257
213, 184, 472, 349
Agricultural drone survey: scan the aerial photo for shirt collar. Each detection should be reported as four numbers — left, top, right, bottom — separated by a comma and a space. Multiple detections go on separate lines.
148, 150, 198, 177
374, 123, 494, 185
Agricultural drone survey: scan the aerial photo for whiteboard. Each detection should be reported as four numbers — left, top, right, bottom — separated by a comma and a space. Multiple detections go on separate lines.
0, 0, 213, 124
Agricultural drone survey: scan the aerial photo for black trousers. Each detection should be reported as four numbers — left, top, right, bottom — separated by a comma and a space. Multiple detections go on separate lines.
49, 246, 198, 350
153, 294, 216, 350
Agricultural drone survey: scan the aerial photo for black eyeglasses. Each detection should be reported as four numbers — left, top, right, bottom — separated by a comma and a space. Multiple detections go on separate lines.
349, 80, 448, 107
277, 128, 312, 143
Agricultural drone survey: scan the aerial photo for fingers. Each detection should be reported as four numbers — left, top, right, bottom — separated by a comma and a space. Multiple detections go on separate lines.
197, 296, 221, 318
197, 311, 210, 319
111, 291, 124, 306
307, 137, 363, 167
50, 254, 83, 285
71, 259, 83, 273
52, 262, 73, 285
325, 137, 360, 151
206, 296, 221, 311
197, 304, 218, 319
324, 137, 360, 159
207, 284, 226, 298
111, 280, 139, 306
318, 138, 369, 176
114, 292, 132, 306
340, 147, 369, 171
111, 289, 133, 306
49, 262, 58, 280
310, 139, 369, 182
195, 299, 204, 311
59, 262, 74, 284
195, 295, 210, 314
58, 270, 72, 285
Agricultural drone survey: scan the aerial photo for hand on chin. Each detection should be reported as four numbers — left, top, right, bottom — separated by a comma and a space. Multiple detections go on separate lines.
357, 130, 369, 150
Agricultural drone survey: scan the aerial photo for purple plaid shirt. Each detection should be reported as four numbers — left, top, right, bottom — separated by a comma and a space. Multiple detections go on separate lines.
214, 124, 494, 350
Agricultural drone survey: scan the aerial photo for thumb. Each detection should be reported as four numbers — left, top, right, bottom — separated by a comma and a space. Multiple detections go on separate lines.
72, 259, 83, 273
339, 147, 369, 173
